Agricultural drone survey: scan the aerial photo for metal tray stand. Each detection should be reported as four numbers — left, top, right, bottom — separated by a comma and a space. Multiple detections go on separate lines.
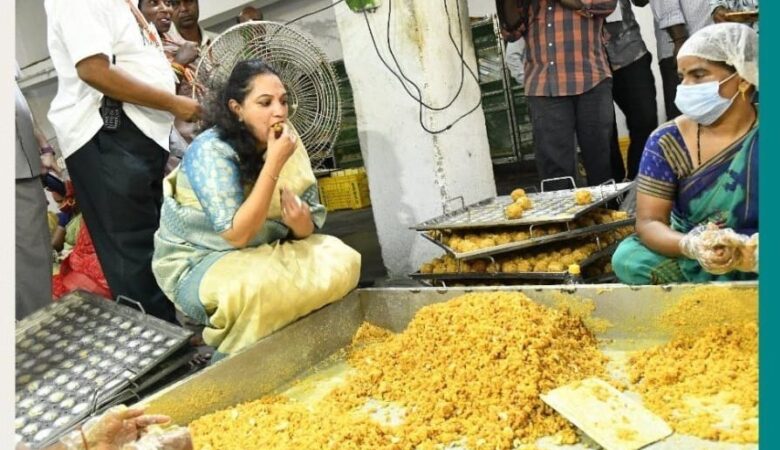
414, 180, 633, 231
15, 291, 192, 449
410, 231, 625, 283
422, 214, 634, 261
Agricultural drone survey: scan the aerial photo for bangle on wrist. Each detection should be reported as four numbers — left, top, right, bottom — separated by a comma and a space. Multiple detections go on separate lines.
265, 172, 279, 182
40, 145, 55, 155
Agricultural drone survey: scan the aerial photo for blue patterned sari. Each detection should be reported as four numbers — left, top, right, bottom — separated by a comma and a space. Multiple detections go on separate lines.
152, 128, 361, 359
613, 121, 758, 284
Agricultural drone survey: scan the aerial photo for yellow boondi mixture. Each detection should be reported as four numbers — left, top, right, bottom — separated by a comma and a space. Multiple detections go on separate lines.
420, 226, 633, 275
658, 286, 758, 336
426, 209, 629, 255
573, 189, 593, 205
551, 292, 613, 334
629, 321, 758, 443
189, 292, 607, 449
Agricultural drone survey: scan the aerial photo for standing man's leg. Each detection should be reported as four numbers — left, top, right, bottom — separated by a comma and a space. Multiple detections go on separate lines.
574, 79, 615, 187
15, 178, 53, 320
66, 113, 176, 323
658, 57, 681, 120
613, 53, 659, 179
527, 95, 577, 190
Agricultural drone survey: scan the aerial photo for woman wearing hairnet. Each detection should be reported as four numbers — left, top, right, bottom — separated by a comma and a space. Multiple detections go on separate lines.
612, 23, 758, 284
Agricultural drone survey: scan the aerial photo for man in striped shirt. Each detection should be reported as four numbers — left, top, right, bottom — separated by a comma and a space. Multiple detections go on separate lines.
498, 0, 617, 189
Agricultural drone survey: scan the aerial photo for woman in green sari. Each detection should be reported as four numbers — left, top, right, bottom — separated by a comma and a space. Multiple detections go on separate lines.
152, 60, 361, 360
613, 23, 759, 284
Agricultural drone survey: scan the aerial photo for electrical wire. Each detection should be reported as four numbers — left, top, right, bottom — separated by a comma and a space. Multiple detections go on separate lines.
363, 0, 482, 134
285, 0, 346, 26
284, 0, 482, 134
385, 0, 465, 111
382, 0, 481, 133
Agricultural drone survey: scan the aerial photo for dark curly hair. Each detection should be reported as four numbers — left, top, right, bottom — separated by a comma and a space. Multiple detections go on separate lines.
201, 59, 282, 185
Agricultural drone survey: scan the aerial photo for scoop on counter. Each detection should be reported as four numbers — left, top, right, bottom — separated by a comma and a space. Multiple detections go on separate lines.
541, 377, 673, 450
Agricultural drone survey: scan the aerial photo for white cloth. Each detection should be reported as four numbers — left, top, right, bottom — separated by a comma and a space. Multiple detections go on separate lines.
678, 22, 758, 88
45, 0, 176, 158
505, 39, 526, 87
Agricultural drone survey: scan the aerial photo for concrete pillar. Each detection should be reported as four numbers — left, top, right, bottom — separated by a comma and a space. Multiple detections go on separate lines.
334, 0, 496, 279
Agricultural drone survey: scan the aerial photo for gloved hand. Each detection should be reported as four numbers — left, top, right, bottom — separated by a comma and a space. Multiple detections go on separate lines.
679, 224, 757, 274
735, 233, 759, 273
123, 426, 193, 450
59, 405, 173, 450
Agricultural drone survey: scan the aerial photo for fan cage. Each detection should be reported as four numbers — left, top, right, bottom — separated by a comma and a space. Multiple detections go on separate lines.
195, 21, 342, 171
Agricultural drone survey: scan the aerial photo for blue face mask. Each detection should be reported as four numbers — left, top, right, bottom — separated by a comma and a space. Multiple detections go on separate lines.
674, 72, 739, 126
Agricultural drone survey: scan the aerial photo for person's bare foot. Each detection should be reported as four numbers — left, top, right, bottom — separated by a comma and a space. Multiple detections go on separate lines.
188, 350, 212, 368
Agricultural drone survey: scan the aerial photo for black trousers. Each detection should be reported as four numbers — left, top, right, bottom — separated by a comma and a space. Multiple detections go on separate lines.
659, 56, 681, 121
66, 112, 176, 323
527, 78, 614, 189
611, 52, 659, 180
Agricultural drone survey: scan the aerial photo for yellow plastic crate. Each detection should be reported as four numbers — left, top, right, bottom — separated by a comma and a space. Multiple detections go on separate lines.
318, 168, 371, 211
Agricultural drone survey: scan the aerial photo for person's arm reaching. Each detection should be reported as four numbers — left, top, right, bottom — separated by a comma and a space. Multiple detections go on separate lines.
710, 0, 730, 22
31, 116, 60, 175
649, 0, 688, 55
218, 125, 298, 248
53, 0, 200, 121
665, 24, 689, 56
75, 55, 200, 122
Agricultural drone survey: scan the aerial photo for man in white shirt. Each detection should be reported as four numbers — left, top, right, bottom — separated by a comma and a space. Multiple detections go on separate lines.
44, 0, 200, 323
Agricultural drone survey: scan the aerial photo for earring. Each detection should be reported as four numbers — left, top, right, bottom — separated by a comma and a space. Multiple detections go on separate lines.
739, 84, 750, 101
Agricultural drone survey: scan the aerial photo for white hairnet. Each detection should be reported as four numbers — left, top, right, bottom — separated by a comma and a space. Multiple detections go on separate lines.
678, 23, 758, 89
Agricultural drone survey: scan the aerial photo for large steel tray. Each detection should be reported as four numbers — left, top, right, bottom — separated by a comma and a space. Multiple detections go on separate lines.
138, 283, 758, 450
15, 291, 192, 449
413, 181, 633, 231
423, 217, 634, 260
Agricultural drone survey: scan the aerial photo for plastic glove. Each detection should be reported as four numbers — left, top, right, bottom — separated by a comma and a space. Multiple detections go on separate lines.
679, 223, 754, 275
735, 233, 759, 273
59, 406, 171, 450
123, 426, 193, 450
